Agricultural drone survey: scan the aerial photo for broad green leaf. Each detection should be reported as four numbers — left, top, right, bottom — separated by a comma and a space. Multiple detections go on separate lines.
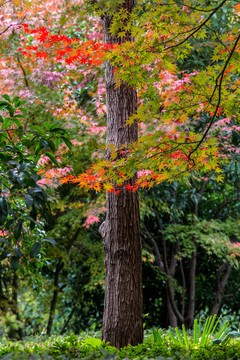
82, 338, 102, 348
29, 125, 45, 135
0, 250, 11, 261
1, 117, 12, 129
61, 136, 72, 150
14, 221, 23, 240
14, 247, 22, 258
42, 238, 57, 246
45, 152, 59, 166
2, 94, 11, 102
30, 242, 41, 258
0, 196, 8, 225
11, 256, 19, 270
25, 194, 33, 208
0, 101, 9, 110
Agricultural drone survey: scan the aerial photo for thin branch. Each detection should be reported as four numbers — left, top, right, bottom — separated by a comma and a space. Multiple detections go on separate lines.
212, 197, 239, 218
16, 56, 29, 88
164, 0, 229, 51
0, 15, 27, 36
172, 0, 227, 13
179, 259, 186, 316
189, 33, 240, 157
192, 178, 209, 216
152, 201, 184, 323
142, 223, 164, 270
0, 0, 12, 7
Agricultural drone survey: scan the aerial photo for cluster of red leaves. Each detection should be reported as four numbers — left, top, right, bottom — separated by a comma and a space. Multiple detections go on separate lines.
18, 24, 117, 65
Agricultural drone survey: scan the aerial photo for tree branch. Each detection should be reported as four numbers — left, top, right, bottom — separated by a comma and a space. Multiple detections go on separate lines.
142, 223, 164, 270
188, 33, 240, 157
16, 55, 29, 88
164, 0, 229, 51
0, 15, 27, 36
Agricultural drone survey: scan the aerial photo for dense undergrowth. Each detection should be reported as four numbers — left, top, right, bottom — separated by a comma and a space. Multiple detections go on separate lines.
1, 329, 240, 360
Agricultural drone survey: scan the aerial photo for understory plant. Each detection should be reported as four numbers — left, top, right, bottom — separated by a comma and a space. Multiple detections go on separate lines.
153, 315, 240, 348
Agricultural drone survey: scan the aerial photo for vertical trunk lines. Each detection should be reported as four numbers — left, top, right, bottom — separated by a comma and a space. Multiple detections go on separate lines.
101, 0, 143, 348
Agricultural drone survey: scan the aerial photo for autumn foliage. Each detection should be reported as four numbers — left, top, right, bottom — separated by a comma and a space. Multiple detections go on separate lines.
2, 0, 240, 193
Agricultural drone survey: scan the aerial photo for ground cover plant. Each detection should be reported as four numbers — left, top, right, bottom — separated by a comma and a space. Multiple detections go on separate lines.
0, 0, 240, 355
1, 323, 240, 360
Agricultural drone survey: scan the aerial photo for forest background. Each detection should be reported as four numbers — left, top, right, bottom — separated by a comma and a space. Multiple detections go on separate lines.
0, 0, 239, 347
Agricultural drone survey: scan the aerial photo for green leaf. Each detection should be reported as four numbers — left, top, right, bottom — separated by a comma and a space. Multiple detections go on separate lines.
0, 250, 11, 261
50, 127, 66, 135
2, 94, 11, 102
61, 136, 72, 150
30, 242, 41, 258
12, 96, 20, 106
55, 138, 60, 149
175, 327, 184, 346
0, 238, 9, 245
25, 194, 33, 208
46, 139, 56, 152
42, 238, 57, 246
13, 117, 21, 127
14, 247, 22, 258
6, 104, 14, 117
11, 256, 19, 271
153, 329, 162, 344
0, 101, 9, 110
0, 196, 8, 226
226, 331, 240, 339
29, 125, 45, 135
1, 117, 12, 129
43, 121, 51, 130
14, 221, 22, 240
34, 153, 42, 164
82, 338, 102, 348
212, 339, 222, 344
35, 143, 43, 156
45, 152, 59, 166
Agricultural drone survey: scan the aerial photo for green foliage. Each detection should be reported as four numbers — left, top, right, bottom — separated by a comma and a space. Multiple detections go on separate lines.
0, 312, 23, 338
0, 94, 70, 263
1, 328, 240, 359
166, 315, 231, 347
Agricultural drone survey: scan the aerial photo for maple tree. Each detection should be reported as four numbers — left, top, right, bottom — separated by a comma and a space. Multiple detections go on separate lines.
1, 0, 240, 348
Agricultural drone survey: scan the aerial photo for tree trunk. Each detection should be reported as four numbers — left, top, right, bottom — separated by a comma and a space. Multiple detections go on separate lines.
184, 249, 197, 329
100, 0, 143, 348
60, 304, 76, 335
46, 229, 79, 336
210, 262, 231, 316
46, 260, 64, 336
10, 272, 23, 339
166, 292, 177, 328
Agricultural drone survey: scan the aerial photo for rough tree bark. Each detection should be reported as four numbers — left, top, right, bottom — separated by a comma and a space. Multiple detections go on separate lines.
100, 0, 143, 348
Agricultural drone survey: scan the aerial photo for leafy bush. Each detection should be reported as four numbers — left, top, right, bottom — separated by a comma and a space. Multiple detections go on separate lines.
1, 327, 240, 359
